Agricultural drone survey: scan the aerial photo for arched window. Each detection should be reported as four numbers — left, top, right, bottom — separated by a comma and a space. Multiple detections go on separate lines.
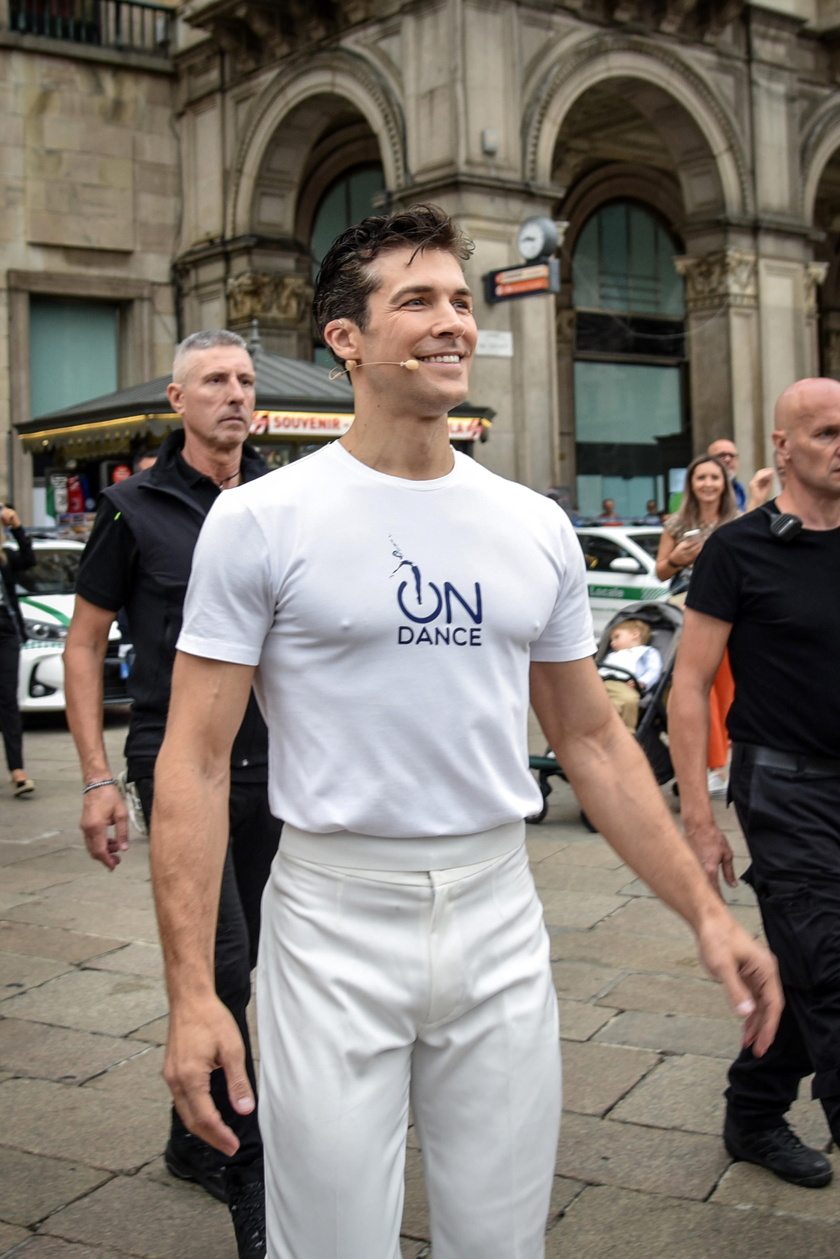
310, 164, 384, 366
571, 202, 687, 518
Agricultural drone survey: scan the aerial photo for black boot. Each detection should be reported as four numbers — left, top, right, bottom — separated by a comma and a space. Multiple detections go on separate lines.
724, 1111, 833, 1188
164, 1130, 229, 1203
226, 1160, 266, 1259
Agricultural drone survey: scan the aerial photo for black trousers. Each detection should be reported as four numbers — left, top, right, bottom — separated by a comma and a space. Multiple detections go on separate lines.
0, 614, 23, 772
725, 761, 840, 1144
135, 773, 282, 1166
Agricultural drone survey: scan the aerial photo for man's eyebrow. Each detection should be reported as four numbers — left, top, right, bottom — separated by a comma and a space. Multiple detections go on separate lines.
390, 283, 473, 303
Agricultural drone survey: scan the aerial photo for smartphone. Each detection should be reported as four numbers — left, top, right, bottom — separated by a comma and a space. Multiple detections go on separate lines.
683, 529, 701, 539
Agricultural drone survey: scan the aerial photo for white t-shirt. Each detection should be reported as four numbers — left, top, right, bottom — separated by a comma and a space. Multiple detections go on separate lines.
178, 442, 596, 838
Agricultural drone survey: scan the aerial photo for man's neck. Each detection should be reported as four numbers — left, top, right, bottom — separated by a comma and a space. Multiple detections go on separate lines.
181, 436, 243, 487
777, 485, 840, 531
340, 411, 454, 480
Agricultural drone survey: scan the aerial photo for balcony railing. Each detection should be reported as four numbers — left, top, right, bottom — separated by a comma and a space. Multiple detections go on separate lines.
7, 0, 173, 56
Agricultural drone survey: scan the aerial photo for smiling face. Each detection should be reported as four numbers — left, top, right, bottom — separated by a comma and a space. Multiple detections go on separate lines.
690, 459, 726, 508
167, 346, 256, 454
324, 246, 477, 420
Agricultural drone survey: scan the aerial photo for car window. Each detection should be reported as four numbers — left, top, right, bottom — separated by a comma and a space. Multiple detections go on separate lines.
15, 548, 80, 595
576, 535, 632, 572
627, 532, 661, 560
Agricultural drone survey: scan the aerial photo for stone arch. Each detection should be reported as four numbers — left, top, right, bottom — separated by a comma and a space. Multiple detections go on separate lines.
523, 34, 750, 222
801, 102, 840, 223
230, 49, 406, 240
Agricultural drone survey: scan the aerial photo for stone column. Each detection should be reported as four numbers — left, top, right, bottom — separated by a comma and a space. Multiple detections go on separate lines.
555, 307, 576, 495
674, 249, 761, 472
803, 262, 828, 379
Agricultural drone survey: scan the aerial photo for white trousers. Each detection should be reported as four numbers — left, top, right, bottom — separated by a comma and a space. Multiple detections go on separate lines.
256, 831, 561, 1259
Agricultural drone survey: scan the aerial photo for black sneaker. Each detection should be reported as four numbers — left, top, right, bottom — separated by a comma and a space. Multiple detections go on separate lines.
165, 1133, 229, 1203
226, 1162, 266, 1259
724, 1113, 833, 1188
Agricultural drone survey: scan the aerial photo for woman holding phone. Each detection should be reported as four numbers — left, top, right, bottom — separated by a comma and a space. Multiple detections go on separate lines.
656, 454, 739, 798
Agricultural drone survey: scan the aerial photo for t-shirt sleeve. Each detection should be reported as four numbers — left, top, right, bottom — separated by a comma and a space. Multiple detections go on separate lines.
684, 529, 739, 624
530, 512, 597, 662
75, 499, 137, 612
177, 492, 277, 667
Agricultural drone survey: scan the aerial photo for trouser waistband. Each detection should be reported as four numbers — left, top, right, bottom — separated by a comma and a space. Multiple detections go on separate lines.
732, 743, 840, 777
280, 819, 525, 871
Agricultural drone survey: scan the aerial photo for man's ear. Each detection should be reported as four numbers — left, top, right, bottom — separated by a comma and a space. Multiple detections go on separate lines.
167, 380, 185, 416
323, 319, 360, 365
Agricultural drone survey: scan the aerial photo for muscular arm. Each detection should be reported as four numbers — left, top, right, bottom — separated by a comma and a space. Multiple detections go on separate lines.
64, 596, 128, 869
151, 650, 256, 1156
668, 609, 737, 890
530, 657, 780, 1054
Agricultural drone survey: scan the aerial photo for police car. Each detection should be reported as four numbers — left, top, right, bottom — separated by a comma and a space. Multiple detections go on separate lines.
574, 525, 670, 634
9, 536, 130, 713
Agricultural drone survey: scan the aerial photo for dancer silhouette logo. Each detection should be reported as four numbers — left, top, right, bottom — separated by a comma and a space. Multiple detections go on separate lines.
390, 536, 483, 646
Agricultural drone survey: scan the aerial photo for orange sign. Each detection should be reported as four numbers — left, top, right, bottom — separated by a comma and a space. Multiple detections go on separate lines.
249, 411, 485, 441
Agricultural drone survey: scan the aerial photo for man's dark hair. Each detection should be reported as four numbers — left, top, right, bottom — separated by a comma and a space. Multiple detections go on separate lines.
312, 204, 474, 355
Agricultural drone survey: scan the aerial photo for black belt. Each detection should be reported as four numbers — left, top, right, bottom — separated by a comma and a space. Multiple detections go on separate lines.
732, 743, 840, 777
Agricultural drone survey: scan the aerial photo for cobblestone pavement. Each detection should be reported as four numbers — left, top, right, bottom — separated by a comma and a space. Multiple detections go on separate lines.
1, 712, 838, 1258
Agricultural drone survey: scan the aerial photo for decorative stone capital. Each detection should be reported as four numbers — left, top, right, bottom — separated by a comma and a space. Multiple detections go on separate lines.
226, 271, 314, 326
804, 262, 828, 318
555, 309, 576, 347
674, 249, 757, 310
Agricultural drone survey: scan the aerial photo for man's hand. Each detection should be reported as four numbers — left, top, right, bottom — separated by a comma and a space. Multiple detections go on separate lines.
695, 910, 783, 1056
746, 467, 775, 510
80, 783, 129, 871
682, 817, 737, 894
1, 506, 21, 529
163, 995, 256, 1157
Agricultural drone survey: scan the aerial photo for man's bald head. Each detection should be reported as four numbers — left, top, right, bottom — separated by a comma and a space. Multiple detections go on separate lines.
774, 378, 840, 435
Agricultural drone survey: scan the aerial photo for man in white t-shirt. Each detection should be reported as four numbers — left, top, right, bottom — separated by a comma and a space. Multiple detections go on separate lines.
151, 205, 782, 1259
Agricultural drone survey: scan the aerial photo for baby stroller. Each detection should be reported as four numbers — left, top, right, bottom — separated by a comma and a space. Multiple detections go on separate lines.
527, 600, 684, 827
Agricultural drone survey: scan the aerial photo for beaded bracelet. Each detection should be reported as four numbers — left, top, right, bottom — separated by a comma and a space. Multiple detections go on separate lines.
83, 778, 120, 794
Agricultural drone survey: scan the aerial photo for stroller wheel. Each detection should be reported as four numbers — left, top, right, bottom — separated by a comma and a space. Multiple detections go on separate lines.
579, 810, 598, 833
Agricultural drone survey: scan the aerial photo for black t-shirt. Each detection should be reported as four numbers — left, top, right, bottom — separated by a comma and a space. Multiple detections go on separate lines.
686, 505, 840, 758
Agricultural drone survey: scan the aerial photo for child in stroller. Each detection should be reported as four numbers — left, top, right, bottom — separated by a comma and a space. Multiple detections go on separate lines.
527, 600, 683, 826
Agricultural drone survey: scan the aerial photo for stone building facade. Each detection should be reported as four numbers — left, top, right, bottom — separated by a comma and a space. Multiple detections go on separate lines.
6, 0, 840, 515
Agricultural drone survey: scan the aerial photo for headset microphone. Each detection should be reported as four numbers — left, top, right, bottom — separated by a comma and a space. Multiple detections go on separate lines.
329, 359, 420, 380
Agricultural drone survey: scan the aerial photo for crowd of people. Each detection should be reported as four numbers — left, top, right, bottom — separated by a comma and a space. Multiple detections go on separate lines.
3, 203, 838, 1259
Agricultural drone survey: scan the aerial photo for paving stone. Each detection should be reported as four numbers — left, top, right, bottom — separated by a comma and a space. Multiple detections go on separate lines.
593, 1009, 743, 1058
1, 865, 78, 895
525, 837, 570, 863
610, 1053, 727, 1134
127, 1016, 168, 1046
532, 861, 633, 895
0, 1078, 165, 1172
544, 1184, 840, 1259
0, 1019, 143, 1084
551, 959, 622, 1000
4, 848, 103, 880
3, 900, 159, 945
537, 839, 625, 869
546, 1175, 585, 1227
0, 837, 70, 866
39, 1175, 232, 1258
83, 944, 162, 981
539, 890, 629, 930
3, 968, 168, 1037
555, 928, 707, 976
399, 1242, 429, 1259
0, 922, 123, 964
621, 874, 758, 907
0, 1146, 110, 1227
4, 1239, 135, 1259
0, 1221, 33, 1253
558, 999, 616, 1041
594, 894, 762, 941
0, 891, 34, 913
37, 877, 153, 912
0, 952, 72, 1000
561, 1041, 659, 1116
84, 1046, 168, 1105
401, 1147, 430, 1240
595, 971, 730, 1019
555, 1112, 728, 1198
713, 1153, 840, 1219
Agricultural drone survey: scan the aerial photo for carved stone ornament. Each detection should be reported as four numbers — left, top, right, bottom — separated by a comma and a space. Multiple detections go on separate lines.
555, 309, 577, 346
226, 271, 314, 325
804, 262, 829, 319
673, 250, 757, 310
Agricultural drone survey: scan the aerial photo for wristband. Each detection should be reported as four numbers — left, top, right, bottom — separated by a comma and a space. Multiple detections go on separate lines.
83, 777, 120, 794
